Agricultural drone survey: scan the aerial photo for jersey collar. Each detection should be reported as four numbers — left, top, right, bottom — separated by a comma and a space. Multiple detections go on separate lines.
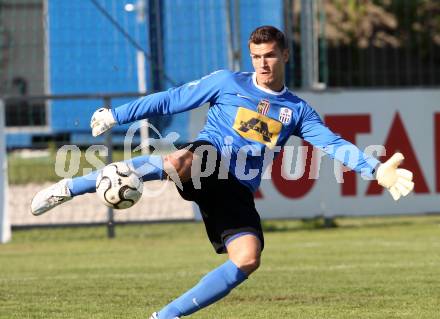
252, 72, 287, 96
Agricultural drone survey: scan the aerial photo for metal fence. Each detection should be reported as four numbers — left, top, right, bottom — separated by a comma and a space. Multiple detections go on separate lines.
1, 0, 439, 233
2, 93, 194, 236
1, 1, 439, 95
290, 0, 440, 88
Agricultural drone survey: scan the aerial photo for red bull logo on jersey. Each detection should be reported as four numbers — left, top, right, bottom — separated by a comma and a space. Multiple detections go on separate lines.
233, 107, 282, 148
256, 99, 270, 115
278, 107, 292, 124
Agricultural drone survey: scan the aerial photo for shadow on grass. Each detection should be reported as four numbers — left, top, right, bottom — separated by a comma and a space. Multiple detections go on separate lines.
262, 214, 440, 233
11, 215, 440, 242
262, 217, 338, 233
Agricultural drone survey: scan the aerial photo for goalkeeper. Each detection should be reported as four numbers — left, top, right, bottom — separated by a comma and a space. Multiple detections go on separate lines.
31, 26, 414, 319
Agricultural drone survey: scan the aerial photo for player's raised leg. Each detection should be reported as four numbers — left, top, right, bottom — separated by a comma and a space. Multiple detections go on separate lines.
153, 234, 261, 319
30, 154, 165, 216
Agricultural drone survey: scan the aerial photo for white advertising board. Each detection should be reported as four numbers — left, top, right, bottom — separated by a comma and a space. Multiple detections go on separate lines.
190, 89, 440, 219
0, 100, 11, 242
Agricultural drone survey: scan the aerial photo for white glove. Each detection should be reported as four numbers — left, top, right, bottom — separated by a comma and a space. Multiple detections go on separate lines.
90, 107, 117, 137
376, 152, 414, 201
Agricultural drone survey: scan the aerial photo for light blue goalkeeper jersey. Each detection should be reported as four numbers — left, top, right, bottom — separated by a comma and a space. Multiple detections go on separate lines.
112, 70, 379, 192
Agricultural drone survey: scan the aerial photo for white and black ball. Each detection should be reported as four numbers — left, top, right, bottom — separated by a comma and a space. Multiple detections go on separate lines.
96, 162, 143, 209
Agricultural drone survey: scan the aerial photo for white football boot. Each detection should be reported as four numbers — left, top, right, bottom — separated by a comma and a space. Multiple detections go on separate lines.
149, 312, 180, 319
31, 179, 73, 216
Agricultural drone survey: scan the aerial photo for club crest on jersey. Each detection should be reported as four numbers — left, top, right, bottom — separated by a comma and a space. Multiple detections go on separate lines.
256, 99, 270, 115
278, 107, 292, 124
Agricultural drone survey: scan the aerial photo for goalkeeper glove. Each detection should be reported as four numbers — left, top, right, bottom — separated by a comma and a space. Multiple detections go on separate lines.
376, 152, 414, 201
90, 107, 116, 137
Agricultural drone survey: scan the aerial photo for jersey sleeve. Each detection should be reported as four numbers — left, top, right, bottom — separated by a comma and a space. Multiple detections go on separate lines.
294, 102, 380, 179
112, 70, 230, 124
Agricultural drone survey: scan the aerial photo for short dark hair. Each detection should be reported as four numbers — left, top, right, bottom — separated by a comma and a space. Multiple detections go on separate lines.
248, 25, 287, 51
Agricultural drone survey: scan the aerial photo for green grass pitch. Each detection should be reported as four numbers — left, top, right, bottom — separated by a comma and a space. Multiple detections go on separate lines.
1, 216, 439, 318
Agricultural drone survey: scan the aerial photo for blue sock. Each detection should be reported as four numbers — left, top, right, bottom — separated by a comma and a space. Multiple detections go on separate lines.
67, 155, 164, 196
67, 170, 100, 196
130, 155, 164, 182
157, 260, 247, 319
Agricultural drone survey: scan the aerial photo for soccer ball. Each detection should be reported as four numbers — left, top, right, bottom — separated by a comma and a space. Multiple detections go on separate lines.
96, 162, 143, 209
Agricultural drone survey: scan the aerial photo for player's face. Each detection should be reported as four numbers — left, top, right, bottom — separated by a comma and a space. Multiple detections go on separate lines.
250, 41, 289, 92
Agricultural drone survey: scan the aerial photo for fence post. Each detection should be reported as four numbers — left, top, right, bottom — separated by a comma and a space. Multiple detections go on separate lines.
300, 0, 317, 89
0, 99, 11, 243
103, 96, 115, 239
283, 0, 296, 87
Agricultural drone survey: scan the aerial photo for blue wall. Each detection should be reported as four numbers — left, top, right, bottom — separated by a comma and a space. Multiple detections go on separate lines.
7, 0, 283, 148
48, 0, 149, 135
162, 0, 229, 87
239, 0, 284, 72
160, 0, 230, 140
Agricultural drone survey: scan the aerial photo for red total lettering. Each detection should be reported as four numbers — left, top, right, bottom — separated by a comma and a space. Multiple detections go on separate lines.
271, 142, 316, 198
325, 114, 371, 196
367, 112, 429, 195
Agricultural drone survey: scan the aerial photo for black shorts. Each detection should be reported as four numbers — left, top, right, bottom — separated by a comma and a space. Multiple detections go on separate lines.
176, 141, 264, 254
